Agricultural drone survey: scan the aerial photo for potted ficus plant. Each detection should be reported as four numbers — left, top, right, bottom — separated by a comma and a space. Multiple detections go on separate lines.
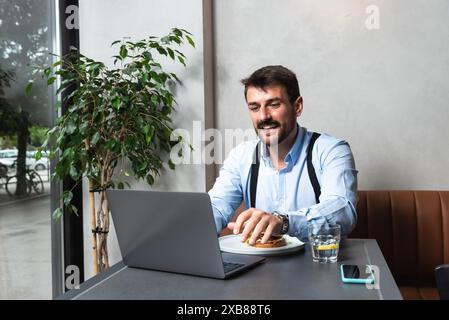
27, 28, 195, 274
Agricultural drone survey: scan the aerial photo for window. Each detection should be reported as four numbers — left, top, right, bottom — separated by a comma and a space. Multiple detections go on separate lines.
0, 0, 56, 299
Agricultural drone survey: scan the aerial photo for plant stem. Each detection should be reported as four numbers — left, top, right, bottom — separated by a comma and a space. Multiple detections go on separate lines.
85, 137, 99, 275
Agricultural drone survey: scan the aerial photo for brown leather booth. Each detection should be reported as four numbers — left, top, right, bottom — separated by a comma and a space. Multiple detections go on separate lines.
221, 190, 449, 299
351, 190, 449, 300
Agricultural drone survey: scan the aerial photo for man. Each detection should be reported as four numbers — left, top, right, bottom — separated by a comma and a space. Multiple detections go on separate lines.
208, 65, 358, 245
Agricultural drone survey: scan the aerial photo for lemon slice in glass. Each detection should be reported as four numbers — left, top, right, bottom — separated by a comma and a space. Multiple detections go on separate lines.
316, 243, 339, 251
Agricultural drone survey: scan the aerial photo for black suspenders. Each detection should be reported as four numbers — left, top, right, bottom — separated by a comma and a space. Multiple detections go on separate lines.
250, 132, 321, 208
250, 143, 260, 208
307, 132, 321, 203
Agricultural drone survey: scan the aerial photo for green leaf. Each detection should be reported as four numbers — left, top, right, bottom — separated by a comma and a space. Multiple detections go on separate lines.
47, 77, 56, 85
162, 92, 173, 106
146, 134, 152, 145
91, 132, 100, 145
144, 125, 153, 144
171, 36, 182, 45
166, 47, 175, 60
113, 55, 122, 64
146, 174, 154, 185
44, 68, 51, 77
105, 139, 116, 150
156, 47, 167, 56
142, 51, 152, 61
52, 208, 63, 220
112, 96, 122, 110
69, 166, 78, 179
177, 56, 185, 66
137, 161, 147, 173
149, 71, 162, 83
172, 28, 182, 37
63, 191, 73, 205
120, 45, 128, 59
111, 40, 121, 46
168, 159, 175, 170
79, 122, 89, 135
179, 28, 192, 35
185, 35, 195, 48
160, 36, 170, 44
66, 121, 77, 134
150, 95, 159, 106
71, 205, 79, 216
25, 81, 33, 95
162, 106, 171, 115
170, 73, 182, 84
35, 150, 42, 160
174, 49, 186, 58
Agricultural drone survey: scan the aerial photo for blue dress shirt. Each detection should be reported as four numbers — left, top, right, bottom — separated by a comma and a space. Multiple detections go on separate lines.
208, 125, 358, 241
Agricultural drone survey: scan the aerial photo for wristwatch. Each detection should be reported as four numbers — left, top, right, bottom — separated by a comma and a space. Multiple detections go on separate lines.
272, 211, 289, 235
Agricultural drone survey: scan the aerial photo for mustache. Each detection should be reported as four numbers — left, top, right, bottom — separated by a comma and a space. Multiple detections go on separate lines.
257, 120, 280, 129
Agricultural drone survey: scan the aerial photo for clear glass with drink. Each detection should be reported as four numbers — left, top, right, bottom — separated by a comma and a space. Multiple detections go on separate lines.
308, 222, 341, 263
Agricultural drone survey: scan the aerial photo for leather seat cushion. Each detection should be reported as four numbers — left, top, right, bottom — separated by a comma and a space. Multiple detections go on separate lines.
399, 286, 440, 300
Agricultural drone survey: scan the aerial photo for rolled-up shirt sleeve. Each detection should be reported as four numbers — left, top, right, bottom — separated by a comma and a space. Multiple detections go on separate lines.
276, 140, 358, 242
208, 146, 244, 233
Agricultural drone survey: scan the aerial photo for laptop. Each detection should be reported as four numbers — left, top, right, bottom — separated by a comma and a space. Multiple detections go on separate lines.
107, 190, 266, 279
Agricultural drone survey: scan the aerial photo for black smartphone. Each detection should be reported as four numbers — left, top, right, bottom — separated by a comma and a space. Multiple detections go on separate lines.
340, 264, 375, 284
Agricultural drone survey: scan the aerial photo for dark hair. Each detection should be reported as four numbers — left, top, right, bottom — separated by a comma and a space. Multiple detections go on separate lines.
241, 65, 300, 104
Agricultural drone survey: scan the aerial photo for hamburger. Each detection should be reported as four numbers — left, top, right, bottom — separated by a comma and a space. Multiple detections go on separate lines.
245, 232, 287, 248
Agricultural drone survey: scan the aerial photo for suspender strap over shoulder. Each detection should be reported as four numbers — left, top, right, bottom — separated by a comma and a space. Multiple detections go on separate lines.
250, 143, 260, 208
307, 132, 321, 204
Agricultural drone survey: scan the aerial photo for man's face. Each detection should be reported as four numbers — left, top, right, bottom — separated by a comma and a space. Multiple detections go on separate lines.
246, 85, 303, 146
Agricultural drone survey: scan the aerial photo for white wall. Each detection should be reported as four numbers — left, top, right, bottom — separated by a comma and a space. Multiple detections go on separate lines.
214, 0, 449, 190
79, 0, 205, 279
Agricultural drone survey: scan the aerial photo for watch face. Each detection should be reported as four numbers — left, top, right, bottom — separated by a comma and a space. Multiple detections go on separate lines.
272, 212, 289, 234
278, 217, 287, 234
282, 221, 289, 234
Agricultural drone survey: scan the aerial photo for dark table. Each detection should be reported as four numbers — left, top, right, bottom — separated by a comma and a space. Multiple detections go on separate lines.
59, 239, 402, 300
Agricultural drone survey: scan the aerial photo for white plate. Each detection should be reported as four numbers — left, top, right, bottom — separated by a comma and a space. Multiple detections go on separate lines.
219, 234, 305, 256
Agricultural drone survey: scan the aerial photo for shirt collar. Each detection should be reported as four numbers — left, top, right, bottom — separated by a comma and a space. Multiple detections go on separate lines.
285, 124, 304, 165
260, 124, 305, 168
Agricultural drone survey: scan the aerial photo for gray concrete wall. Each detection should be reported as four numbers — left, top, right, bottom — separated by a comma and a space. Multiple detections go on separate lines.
79, 0, 205, 279
214, 0, 449, 190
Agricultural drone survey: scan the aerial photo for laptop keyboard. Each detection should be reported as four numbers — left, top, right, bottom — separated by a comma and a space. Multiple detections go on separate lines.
223, 261, 244, 274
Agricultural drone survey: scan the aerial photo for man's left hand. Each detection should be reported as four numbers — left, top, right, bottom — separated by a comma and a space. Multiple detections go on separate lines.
226, 208, 282, 245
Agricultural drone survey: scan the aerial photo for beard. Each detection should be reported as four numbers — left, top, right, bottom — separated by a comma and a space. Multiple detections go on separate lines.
255, 119, 293, 147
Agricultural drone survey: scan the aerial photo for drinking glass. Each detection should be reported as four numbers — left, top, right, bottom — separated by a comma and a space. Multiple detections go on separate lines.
308, 222, 341, 263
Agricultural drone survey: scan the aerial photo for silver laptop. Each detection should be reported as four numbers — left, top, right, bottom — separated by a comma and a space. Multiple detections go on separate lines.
107, 190, 265, 279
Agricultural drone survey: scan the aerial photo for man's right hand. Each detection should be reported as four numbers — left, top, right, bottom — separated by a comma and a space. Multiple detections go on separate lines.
226, 208, 282, 245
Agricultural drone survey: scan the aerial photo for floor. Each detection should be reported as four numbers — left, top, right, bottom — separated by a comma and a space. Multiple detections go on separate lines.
0, 195, 52, 299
